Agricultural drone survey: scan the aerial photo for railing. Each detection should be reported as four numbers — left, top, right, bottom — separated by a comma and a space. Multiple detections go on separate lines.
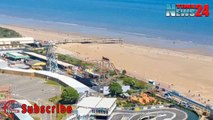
55, 38, 123, 45
115, 104, 166, 112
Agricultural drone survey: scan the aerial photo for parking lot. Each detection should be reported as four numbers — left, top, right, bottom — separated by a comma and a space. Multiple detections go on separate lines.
0, 73, 61, 103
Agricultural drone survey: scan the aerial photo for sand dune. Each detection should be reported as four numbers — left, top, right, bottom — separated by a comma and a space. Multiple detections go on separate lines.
1, 24, 213, 105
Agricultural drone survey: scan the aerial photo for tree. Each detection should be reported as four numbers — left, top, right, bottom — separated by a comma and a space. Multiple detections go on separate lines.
122, 70, 127, 75
109, 82, 122, 96
0, 27, 22, 38
123, 79, 135, 87
127, 89, 134, 94
120, 75, 135, 87
61, 87, 79, 104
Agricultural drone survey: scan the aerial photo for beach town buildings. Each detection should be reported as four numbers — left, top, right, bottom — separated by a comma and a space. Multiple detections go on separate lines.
210, 108, 213, 119
5, 52, 30, 61
78, 97, 116, 117
13, 100, 34, 120
0, 37, 34, 49
67, 97, 117, 120
206, 105, 213, 119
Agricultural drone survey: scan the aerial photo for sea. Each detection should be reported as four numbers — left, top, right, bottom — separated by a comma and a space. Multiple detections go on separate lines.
0, 0, 213, 55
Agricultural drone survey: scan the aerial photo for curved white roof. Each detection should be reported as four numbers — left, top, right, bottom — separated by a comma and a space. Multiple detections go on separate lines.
24, 52, 74, 67
0, 67, 90, 93
36, 70, 90, 93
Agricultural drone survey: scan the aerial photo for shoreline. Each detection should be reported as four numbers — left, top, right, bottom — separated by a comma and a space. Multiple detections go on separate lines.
1, 24, 213, 57
1, 14, 213, 56
1, 24, 213, 105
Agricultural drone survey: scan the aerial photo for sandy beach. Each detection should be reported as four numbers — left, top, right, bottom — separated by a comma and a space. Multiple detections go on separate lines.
1, 24, 213, 105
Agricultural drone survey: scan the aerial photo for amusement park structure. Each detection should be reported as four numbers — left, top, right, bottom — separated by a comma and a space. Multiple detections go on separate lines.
87, 57, 120, 85
46, 41, 58, 72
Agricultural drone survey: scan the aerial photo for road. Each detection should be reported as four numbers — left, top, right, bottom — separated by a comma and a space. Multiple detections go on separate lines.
111, 108, 187, 120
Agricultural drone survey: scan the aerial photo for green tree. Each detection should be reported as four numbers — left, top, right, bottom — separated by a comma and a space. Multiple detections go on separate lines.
123, 79, 135, 87
127, 89, 134, 94
109, 82, 123, 96
120, 75, 136, 87
122, 70, 127, 75
0, 27, 22, 38
61, 87, 79, 104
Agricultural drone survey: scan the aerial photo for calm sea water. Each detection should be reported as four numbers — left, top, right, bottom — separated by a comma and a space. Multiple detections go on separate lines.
0, 0, 212, 53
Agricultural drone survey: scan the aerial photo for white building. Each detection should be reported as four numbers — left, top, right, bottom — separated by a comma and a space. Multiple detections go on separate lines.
13, 100, 34, 120
36, 70, 91, 93
66, 107, 92, 120
76, 97, 117, 118
0, 37, 34, 49
208, 106, 213, 119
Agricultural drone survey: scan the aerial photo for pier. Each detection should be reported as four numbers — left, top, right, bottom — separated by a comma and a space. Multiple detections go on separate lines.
55, 38, 123, 44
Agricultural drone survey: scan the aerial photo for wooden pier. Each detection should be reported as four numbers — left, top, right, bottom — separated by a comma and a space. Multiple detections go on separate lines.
55, 38, 123, 44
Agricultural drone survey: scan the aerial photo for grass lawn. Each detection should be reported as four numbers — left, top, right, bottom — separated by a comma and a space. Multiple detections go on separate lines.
45, 79, 65, 89
33, 49, 46, 55
45, 79, 62, 86
117, 75, 152, 90
32, 116, 41, 120
56, 113, 67, 120
57, 53, 93, 67
32, 50, 93, 67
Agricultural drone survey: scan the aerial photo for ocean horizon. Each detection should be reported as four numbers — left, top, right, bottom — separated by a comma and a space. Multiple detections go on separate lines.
0, 0, 213, 54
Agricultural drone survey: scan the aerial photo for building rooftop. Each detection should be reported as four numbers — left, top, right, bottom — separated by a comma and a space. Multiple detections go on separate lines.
24, 52, 73, 67
5, 52, 29, 59
14, 108, 34, 120
78, 97, 102, 108
66, 114, 77, 120
36, 70, 90, 93
96, 98, 117, 109
77, 97, 116, 109
0, 37, 34, 43
77, 107, 92, 116
0, 67, 91, 93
